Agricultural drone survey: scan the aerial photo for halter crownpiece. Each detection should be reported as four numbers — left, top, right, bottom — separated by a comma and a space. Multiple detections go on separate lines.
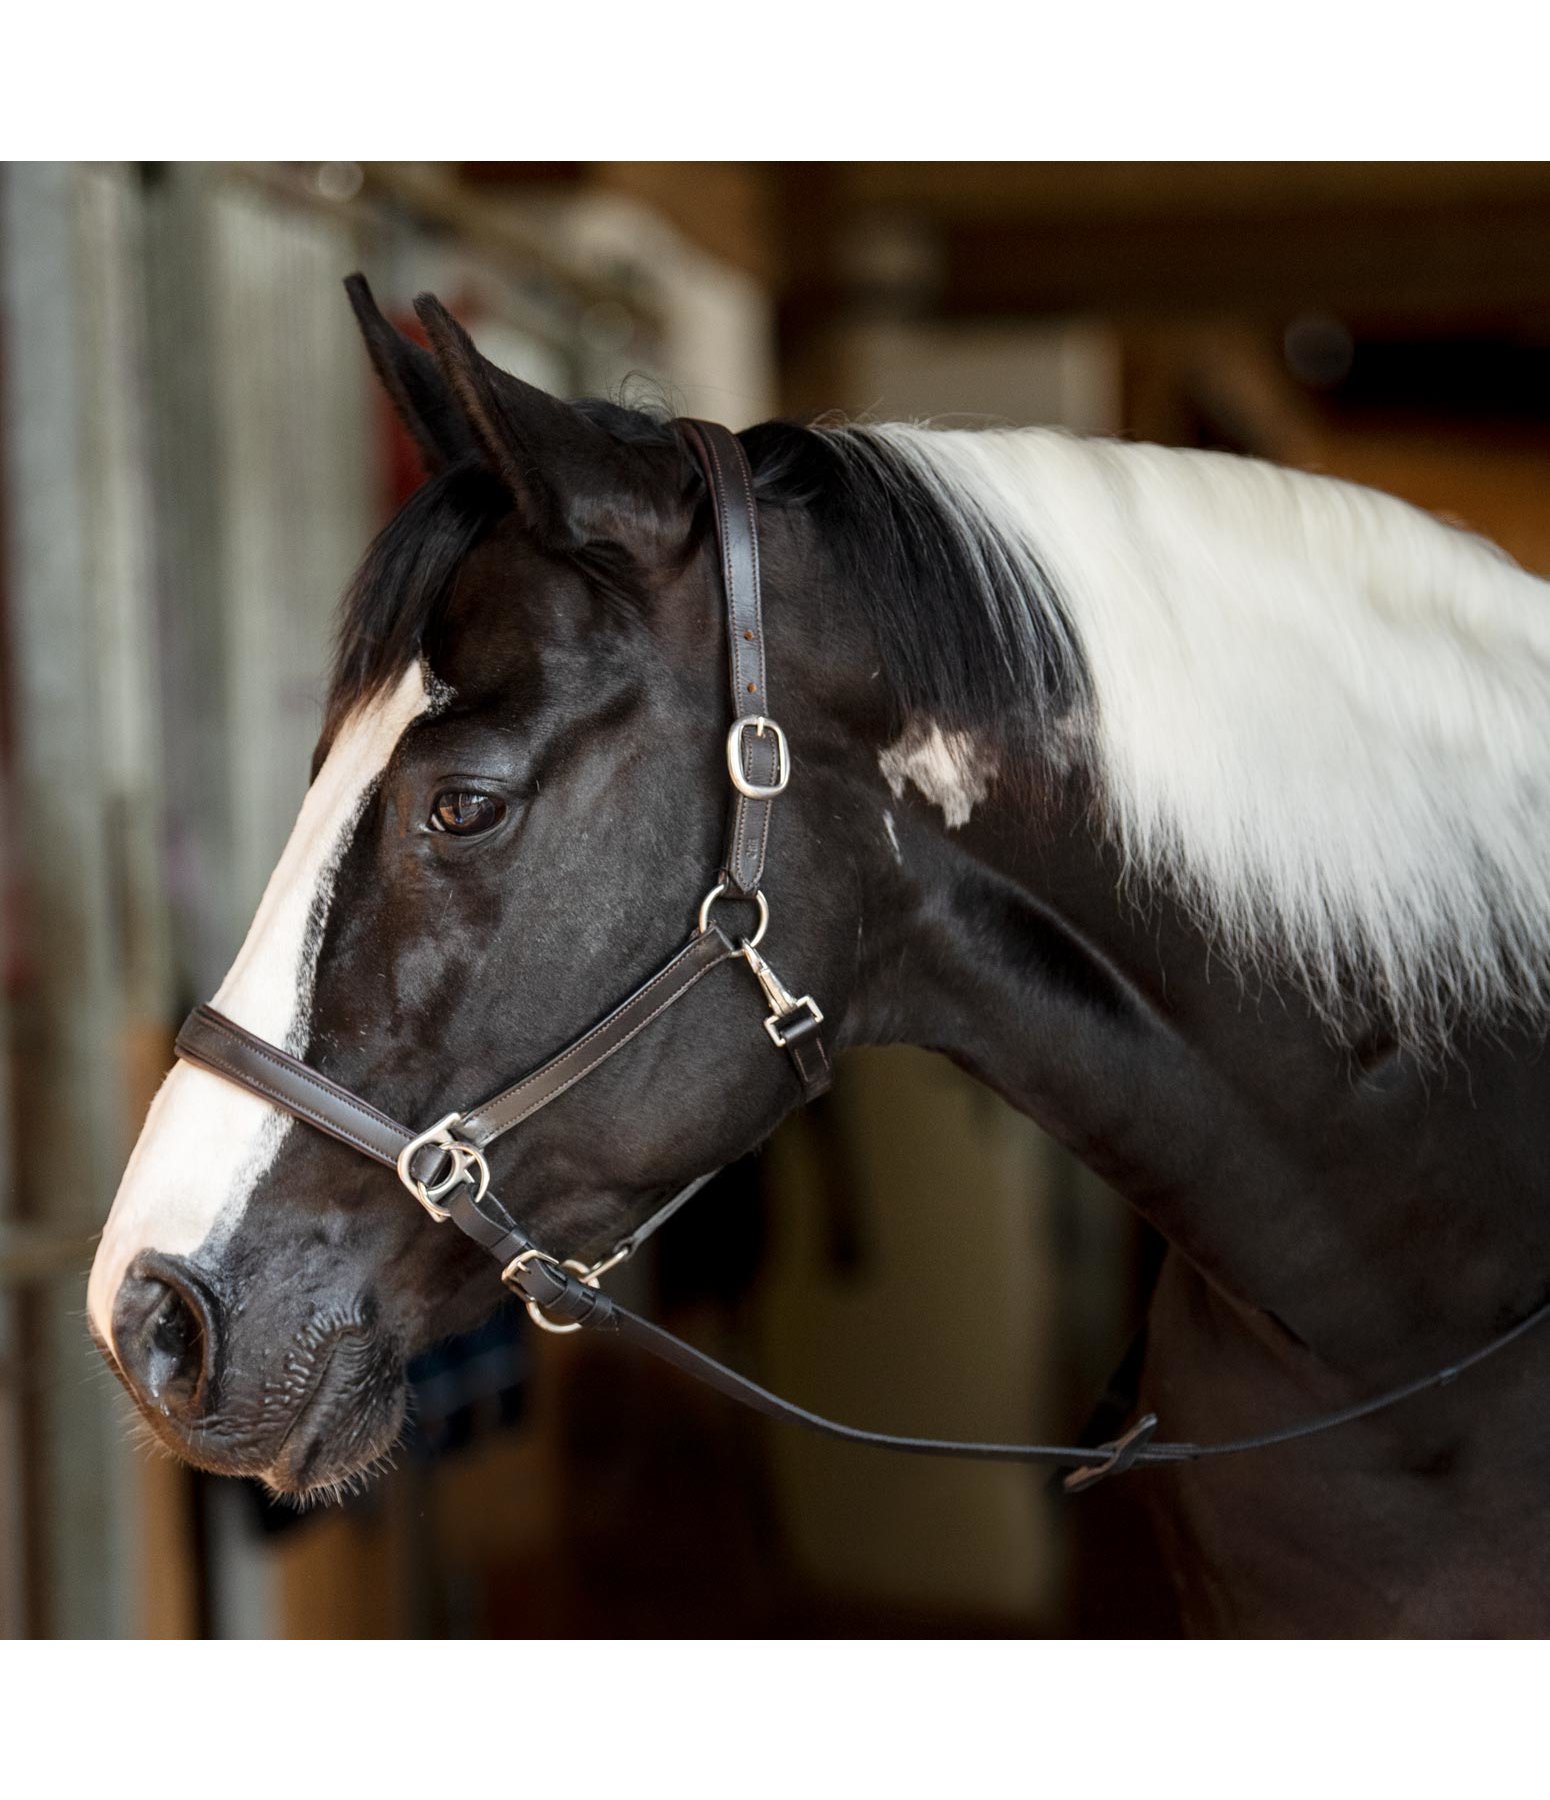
173, 418, 1550, 1490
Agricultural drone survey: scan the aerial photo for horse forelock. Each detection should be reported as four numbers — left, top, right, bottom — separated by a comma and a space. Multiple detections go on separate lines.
321, 459, 509, 754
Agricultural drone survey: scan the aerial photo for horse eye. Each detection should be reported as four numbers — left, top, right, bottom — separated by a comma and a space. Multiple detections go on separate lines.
428, 790, 506, 836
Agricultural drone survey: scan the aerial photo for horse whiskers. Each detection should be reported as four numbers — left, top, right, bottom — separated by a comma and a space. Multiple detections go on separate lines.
263, 1431, 406, 1511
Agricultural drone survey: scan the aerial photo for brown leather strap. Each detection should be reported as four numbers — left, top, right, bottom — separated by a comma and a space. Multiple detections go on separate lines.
177, 998, 1550, 1488
177, 1005, 415, 1174
180, 927, 740, 1166
678, 419, 780, 899
500, 1256, 1550, 1489
772, 1004, 832, 1103
176, 1003, 548, 1277
462, 927, 739, 1145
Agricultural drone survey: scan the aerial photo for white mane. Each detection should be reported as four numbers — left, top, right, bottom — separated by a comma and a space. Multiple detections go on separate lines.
867, 423, 1550, 1044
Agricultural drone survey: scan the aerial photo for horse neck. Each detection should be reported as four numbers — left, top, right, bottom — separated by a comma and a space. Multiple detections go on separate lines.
846, 766, 1550, 1379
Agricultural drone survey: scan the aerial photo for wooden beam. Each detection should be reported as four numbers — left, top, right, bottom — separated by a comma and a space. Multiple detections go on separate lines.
843, 161, 1550, 226
933, 196, 1550, 325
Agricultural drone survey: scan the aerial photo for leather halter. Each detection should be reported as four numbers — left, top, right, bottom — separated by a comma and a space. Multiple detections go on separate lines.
174, 419, 1550, 1492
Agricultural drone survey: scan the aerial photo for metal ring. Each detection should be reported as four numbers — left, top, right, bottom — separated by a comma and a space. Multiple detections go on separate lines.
574, 1243, 632, 1286
502, 1248, 600, 1336
697, 882, 769, 948
396, 1113, 490, 1223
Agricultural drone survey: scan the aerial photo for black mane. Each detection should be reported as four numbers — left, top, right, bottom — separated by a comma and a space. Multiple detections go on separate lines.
323, 406, 1088, 761
743, 420, 1088, 749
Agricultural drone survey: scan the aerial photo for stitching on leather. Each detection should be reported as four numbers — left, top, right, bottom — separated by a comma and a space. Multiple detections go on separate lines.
692, 423, 770, 895
459, 943, 738, 1137
183, 1012, 413, 1140
696, 426, 744, 703
733, 433, 764, 690
726, 429, 764, 697
460, 936, 734, 1130
744, 786, 772, 886
181, 1045, 390, 1160
189, 1010, 412, 1136
475, 957, 734, 1123
727, 431, 770, 888
472, 938, 725, 1117
466, 935, 736, 1138
178, 1034, 400, 1165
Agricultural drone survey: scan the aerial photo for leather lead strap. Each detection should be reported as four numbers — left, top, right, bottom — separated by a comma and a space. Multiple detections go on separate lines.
172, 1002, 1550, 1490
677, 419, 778, 899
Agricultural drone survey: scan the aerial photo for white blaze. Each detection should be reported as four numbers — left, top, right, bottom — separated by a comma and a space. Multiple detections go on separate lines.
88, 664, 433, 1354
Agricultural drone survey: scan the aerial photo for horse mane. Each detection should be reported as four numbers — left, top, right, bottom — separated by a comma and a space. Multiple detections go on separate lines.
856, 422, 1550, 1048
326, 401, 1550, 1048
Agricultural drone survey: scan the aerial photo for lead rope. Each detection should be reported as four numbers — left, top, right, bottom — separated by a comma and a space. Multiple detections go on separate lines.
171, 996, 1550, 1491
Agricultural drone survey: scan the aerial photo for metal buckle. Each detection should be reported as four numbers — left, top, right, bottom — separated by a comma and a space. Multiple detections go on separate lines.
698, 881, 769, 948
740, 940, 824, 1047
395, 1112, 490, 1223
502, 1247, 612, 1336
726, 716, 789, 800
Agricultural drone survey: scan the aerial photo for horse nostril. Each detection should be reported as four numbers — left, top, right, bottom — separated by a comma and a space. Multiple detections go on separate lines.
112, 1253, 219, 1420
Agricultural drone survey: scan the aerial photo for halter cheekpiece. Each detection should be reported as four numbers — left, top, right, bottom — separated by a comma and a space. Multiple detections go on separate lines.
173, 419, 1550, 1492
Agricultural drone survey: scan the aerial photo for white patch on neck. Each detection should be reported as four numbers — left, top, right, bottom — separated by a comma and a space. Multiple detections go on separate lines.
88, 663, 434, 1353
878, 722, 994, 830
881, 808, 902, 863
868, 421, 1550, 1041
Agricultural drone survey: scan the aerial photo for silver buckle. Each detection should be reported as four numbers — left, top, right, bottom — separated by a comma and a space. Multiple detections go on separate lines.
765, 998, 824, 1049
741, 940, 824, 1047
395, 1112, 490, 1223
726, 716, 789, 800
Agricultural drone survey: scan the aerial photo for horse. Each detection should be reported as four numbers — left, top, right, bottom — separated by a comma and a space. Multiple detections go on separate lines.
88, 277, 1550, 1635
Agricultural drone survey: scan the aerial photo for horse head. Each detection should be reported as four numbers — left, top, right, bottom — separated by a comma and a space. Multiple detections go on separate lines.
87, 283, 886, 1494
87, 279, 1550, 1636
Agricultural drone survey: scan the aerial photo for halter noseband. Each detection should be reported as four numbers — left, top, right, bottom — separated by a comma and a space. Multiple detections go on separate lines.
172, 419, 1550, 1492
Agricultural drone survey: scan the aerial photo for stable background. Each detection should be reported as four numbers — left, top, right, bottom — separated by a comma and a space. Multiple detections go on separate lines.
4, 161, 1550, 1638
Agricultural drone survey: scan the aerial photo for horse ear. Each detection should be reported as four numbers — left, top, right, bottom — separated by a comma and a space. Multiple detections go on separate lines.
344, 274, 476, 475
412, 292, 676, 546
